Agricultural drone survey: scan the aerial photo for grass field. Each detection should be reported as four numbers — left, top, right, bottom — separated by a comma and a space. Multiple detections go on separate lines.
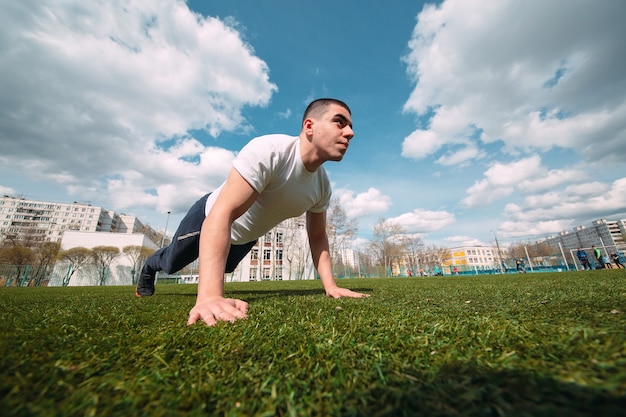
1, 270, 625, 416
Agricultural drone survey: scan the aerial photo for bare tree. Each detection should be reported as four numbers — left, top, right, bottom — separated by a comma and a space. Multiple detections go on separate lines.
123, 245, 155, 285
400, 235, 425, 276
422, 244, 451, 274
91, 246, 120, 286
369, 218, 405, 276
57, 247, 92, 286
326, 198, 358, 275
282, 216, 307, 280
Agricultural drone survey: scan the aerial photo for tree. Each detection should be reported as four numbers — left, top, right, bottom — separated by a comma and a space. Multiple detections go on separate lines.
401, 235, 425, 276
0, 245, 35, 265
369, 218, 405, 276
91, 246, 120, 286
0, 245, 36, 286
422, 244, 451, 274
326, 198, 358, 275
57, 247, 92, 286
30, 241, 60, 286
123, 245, 155, 285
282, 216, 307, 280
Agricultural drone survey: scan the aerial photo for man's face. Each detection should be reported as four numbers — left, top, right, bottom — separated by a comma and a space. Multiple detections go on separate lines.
310, 103, 354, 162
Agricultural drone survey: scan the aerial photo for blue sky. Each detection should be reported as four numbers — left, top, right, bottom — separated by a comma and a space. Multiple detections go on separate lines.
1, 0, 625, 249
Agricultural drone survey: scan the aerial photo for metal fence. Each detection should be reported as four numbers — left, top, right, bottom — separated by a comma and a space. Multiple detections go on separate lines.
0, 263, 133, 287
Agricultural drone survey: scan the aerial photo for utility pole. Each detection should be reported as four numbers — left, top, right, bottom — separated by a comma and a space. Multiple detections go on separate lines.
160, 211, 171, 248
494, 231, 504, 273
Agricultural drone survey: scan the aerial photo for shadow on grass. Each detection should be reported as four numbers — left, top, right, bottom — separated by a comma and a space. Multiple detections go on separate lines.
345, 364, 626, 416
228, 287, 373, 297
156, 287, 374, 301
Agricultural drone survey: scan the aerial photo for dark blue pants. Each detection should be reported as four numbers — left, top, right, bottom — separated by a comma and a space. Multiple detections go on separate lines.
145, 193, 256, 274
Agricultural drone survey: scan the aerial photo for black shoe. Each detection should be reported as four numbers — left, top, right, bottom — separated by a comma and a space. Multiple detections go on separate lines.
135, 264, 156, 297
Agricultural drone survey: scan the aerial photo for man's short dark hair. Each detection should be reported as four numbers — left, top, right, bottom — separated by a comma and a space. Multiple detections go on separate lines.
302, 98, 351, 125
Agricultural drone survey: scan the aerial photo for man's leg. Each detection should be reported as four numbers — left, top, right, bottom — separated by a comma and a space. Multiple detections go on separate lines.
136, 194, 210, 297
225, 240, 257, 273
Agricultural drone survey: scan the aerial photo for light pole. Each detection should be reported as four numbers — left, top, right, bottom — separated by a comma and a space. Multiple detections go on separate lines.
492, 230, 504, 273
160, 211, 171, 248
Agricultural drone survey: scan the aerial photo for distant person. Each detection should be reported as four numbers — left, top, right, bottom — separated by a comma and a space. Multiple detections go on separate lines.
453, 266, 458, 275
610, 253, 624, 269
576, 248, 591, 270
135, 98, 369, 326
592, 245, 604, 269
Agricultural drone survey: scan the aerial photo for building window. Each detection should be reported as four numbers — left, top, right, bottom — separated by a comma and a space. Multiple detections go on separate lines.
263, 267, 271, 280
276, 232, 283, 244
274, 267, 282, 280
249, 268, 257, 281
275, 249, 283, 261
251, 249, 259, 260
263, 249, 271, 261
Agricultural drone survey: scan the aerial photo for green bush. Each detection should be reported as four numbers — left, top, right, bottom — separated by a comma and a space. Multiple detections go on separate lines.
1, 270, 625, 416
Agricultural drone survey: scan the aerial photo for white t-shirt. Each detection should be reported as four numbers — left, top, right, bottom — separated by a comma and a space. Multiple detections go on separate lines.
205, 134, 331, 244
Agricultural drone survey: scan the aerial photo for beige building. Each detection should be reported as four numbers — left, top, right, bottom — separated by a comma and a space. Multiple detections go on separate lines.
442, 245, 502, 274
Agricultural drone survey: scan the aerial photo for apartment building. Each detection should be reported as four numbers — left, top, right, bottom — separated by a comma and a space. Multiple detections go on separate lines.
544, 218, 626, 255
442, 245, 502, 273
0, 195, 158, 245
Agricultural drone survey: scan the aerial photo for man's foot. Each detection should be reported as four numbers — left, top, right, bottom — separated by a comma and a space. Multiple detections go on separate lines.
135, 265, 156, 297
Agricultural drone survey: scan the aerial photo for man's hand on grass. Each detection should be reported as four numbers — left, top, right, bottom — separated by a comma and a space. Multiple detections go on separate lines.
187, 296, 249, 326
326, 287, 370, 299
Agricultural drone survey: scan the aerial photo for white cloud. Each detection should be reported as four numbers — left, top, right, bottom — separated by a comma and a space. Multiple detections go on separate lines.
276, 109, 292, 119
444, 235, 487, 247
334, 187, 391, 218
436, 145, 486, 167
402, 0, 626, 165
497, 177, 626, 238
498, 219, 575, 240
463, 156, 544, 207
0, 0, 277, 214
401, 129, 442, 159
517, 169, 586, 193
387, 208, 456, 233
0, 186, 16, 196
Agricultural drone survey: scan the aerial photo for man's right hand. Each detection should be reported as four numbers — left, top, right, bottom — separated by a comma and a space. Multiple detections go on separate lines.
187, 296, 249, 326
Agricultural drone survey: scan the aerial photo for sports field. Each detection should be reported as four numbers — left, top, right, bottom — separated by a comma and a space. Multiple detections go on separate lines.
1, 270, 625, 416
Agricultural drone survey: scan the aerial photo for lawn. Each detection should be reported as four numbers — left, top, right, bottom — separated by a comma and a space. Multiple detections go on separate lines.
1, 270, 625, 416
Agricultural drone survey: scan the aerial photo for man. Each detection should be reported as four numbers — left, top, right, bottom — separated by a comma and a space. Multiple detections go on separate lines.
592, 245, 604, 269
136, 98, 369, 326
576, 248, 591, 270
610, 252, 624, 269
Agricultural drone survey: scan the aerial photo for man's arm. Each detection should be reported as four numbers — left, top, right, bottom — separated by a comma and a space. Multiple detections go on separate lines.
187, 168, 258, 326
306, 210, 369, 299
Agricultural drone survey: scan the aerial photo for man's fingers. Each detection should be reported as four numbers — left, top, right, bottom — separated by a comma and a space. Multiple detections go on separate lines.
187, 310, 201, 326
233, 299, 249, 314
187, 298, 249, 326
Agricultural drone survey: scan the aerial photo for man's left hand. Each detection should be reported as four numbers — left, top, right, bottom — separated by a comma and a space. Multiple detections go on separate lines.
326, 287, 370, 299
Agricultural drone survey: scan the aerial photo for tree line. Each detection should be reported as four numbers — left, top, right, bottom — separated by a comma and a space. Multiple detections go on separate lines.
0, 242, 154, 287
326, 198, 450, 277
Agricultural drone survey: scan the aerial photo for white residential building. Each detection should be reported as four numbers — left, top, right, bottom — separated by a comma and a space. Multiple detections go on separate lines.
50, 231, 159, 286
0, 195, 160, 245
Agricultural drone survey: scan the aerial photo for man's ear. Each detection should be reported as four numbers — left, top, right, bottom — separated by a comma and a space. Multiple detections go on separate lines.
303, 118, 314, 135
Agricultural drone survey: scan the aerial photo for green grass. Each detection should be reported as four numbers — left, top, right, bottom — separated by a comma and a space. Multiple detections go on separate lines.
1, 270, 625, 416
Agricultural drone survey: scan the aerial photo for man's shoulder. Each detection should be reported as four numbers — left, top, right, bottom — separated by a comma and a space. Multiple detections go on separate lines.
247, 134, 297, 149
